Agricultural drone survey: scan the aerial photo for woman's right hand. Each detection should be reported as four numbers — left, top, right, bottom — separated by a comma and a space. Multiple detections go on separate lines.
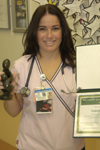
2, 71, 23, 117
0, 71, 18, 92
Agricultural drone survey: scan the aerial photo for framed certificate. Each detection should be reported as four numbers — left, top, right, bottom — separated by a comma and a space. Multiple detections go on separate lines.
74, 92, 100, 137
74, 44, 100, 137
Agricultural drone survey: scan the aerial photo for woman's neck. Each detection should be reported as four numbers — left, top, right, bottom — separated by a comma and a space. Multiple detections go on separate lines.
37, 50, 62, 63
37, 51, 62, 80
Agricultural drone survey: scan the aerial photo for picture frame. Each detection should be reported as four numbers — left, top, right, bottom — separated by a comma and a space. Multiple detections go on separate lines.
73, 92, 100, 138
73, 44, 100, 138
0, 0, 10, 29
11, 0, 29, 33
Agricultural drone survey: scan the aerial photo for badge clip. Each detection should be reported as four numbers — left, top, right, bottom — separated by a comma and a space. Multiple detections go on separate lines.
40, 74, 46, 90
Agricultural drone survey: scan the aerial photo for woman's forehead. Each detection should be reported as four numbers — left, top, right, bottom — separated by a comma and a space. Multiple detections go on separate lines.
39, 14, 60, 26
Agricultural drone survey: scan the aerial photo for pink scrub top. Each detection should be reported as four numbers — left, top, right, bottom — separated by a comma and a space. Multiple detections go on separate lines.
12, 55, 85, 150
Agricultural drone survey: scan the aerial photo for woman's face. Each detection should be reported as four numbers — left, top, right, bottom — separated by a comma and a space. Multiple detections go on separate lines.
37, 13, 62, 55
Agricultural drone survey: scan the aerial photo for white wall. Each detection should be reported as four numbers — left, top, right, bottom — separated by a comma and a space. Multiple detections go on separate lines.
0, 0, 39, 70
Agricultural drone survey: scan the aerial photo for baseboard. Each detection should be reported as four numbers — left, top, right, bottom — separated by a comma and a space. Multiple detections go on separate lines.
0, 139, 16, 150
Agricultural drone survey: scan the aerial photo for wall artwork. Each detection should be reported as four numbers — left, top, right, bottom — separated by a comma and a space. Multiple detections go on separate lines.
11, 0, 29, 32
0, 0, 10, 29
33, 0, 100, 47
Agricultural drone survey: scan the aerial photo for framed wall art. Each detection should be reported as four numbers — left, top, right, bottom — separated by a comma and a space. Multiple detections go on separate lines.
0, 0, 10, 29
11, 0, 29, 32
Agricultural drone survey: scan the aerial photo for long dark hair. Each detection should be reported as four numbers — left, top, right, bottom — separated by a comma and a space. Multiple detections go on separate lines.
22, 4, 75, 68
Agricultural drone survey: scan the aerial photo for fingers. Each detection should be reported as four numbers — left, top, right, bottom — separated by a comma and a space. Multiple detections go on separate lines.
0, 72, 5, 80
0, 85, 4, 89
0, 71, 4, 75
0, 71, 19, 92
0, 81, 3, 86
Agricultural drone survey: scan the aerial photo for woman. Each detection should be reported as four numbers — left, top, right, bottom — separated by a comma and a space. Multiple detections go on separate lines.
0, 4, 85, 150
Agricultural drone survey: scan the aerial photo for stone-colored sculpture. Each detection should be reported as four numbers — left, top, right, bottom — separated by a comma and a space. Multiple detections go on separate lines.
0, 59, 13, 100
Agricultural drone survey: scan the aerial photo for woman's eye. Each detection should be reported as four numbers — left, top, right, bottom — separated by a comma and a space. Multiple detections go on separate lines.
53, 27, 60, 31
39, 28, 46, 31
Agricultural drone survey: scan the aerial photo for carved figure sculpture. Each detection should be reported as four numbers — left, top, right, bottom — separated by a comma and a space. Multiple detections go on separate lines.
0, 59, 13, 100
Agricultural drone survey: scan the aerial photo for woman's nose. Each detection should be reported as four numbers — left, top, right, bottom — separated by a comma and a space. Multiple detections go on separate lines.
47, 30, 53, 38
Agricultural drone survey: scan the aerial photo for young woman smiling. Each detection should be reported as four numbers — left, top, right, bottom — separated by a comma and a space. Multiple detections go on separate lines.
0, 4, 85, 150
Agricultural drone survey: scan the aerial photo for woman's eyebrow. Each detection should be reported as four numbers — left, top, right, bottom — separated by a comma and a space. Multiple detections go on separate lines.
38, 25, 61, 27
38, 26, 46, 27
52, 25, 61, 27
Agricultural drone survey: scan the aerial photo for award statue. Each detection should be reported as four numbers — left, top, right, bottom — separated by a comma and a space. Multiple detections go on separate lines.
0, 59, 13, 100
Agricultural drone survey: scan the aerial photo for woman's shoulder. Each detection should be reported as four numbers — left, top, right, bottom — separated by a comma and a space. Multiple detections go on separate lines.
14, 55, 31, 65
12, 55, 32, 71
16, 55, 31, 62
